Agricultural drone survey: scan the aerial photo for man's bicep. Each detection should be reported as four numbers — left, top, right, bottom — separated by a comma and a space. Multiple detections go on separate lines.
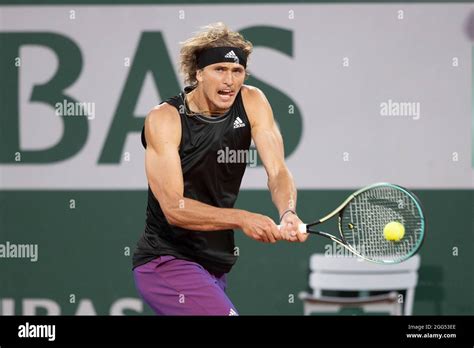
144, 107, 183, 214
145, 144, 184, 206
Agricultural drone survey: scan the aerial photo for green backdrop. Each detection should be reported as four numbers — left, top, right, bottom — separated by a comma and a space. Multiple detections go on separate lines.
0, 189, 472, 315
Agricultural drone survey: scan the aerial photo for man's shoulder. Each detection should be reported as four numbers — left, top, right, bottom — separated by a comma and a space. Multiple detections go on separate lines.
241, 84, 266, 102
144, 103, 181, 143
240, 85, 270, 117
146, 103, 181, 126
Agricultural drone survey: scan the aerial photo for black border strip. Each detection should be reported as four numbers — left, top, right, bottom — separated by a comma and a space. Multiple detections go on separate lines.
0, 315, 473, 345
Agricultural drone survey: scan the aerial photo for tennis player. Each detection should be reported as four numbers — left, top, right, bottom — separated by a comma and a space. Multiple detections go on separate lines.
132, 22, 308, 316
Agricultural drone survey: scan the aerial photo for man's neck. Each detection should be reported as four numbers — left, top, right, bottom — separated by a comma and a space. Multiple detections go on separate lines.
187, 87, 228, 117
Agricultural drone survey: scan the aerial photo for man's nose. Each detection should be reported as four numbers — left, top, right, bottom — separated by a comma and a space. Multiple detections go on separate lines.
223, 71, 233, 85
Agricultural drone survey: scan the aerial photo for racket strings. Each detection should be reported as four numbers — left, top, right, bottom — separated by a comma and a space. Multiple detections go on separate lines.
340, 186, 423, 263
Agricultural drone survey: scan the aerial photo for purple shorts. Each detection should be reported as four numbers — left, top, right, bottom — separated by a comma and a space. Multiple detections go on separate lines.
133, 255, 239, 316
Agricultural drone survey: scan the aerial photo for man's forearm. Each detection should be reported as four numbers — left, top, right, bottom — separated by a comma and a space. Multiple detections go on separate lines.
164, 197, 246, 231
267, 167, 297, 219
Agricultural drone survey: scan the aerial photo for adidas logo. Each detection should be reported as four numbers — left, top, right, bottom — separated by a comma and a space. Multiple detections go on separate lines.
225, 50, 239, 64
233, 117, 245, 129
228, 308, 238, 316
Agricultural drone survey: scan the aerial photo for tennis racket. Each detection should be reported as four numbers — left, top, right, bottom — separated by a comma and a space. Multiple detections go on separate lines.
278, 183, 425, 264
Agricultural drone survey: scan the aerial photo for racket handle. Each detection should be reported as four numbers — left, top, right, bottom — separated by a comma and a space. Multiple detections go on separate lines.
277, 223, 307, 234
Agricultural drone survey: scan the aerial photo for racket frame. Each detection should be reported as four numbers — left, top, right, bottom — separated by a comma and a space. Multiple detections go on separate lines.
303, 182, 426, 264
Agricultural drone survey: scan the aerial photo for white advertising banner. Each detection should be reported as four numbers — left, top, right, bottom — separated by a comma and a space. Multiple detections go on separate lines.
0, 4, 472, 189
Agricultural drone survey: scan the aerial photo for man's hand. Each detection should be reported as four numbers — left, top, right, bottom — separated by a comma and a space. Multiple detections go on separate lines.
279, 212, 309, 243
239, 211, 283, 243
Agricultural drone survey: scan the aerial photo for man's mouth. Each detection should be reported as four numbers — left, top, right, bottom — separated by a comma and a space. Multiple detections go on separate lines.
217, 89, 234, 101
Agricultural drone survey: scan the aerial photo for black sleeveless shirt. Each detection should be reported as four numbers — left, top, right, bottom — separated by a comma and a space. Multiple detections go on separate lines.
132, 86, 252, 275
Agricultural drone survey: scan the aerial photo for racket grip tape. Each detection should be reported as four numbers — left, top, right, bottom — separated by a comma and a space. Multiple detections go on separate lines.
277, 223, 307, 233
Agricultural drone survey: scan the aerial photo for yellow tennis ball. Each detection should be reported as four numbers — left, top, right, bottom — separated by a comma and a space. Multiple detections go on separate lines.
383, 221, 405, 241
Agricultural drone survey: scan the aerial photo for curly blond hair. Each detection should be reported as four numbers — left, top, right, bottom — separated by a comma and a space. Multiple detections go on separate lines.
180, 22, 253, 86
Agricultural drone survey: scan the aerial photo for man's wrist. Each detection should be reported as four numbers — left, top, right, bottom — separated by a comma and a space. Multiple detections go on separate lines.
279, 209, 296, 222
235, 209, 249, 228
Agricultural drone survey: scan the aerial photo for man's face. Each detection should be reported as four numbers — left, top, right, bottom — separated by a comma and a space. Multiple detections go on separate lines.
196, 62, 246, 112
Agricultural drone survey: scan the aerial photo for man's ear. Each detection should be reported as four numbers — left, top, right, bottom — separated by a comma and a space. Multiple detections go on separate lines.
196, 69, 203, 83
